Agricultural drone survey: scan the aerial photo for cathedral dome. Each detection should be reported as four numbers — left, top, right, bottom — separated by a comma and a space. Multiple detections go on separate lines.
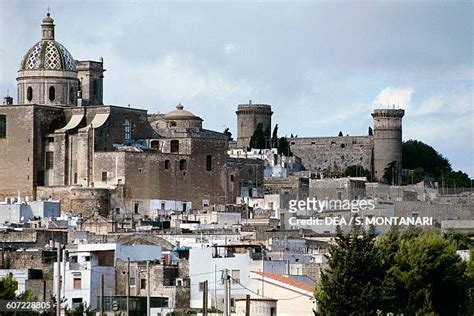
164, 104, 202, 121
19, 40, 76, 71
18, 13, 76, 72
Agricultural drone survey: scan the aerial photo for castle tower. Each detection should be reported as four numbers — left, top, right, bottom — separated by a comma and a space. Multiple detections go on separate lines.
17, 13, 79, 106
236, 101, 273, 148
372, 108, 405, 183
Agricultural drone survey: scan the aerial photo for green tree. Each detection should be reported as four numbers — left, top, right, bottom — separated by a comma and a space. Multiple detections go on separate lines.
383, 232, 471, 315
0, 274, 38, 316
271, 124, 279, 148
249, 123, 270, 149
402, 140, 451, 178
344, 165, 371, 178
315, 225, 384, 315
441, 170, 472, 188
368, 126, 373, 136
383, 161, 398, 184
338, 131, 343, 137
278, 137, 292, 156
403, 167, 425, 184
0, 274, 18, 299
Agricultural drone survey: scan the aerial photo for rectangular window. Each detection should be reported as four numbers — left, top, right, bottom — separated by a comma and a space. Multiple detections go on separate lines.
129, 277, 136, 286
164, 160, 170, 170
140, 279, 146, 290
179, 159, 187, 171
170, 140, 179, 153
101, 171, 107, 182
73, 277, 81, 289
206, 155, 213, 171
0, 115, 5, 138
71, 298, 82, 307
74, 173, 78, 184
45, 151, 54, 169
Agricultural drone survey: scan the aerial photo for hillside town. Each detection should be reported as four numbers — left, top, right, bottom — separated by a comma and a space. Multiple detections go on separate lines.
0, 10, 473, 316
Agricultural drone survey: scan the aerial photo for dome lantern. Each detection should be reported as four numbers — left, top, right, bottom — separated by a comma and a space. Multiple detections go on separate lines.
41, 12, 55, 40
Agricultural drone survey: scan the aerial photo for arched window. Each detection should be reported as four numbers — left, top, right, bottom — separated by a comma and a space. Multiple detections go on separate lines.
69, 87, 75, 104
27, 87, 33, 101
124, 119, 131, 141
49, 86, 55, 101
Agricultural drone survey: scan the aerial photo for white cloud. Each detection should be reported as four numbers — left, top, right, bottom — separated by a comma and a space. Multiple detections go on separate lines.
373, 86, 414, 109
412, 89, 473, 116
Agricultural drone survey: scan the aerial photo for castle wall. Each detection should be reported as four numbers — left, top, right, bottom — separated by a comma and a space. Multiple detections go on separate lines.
289, 136, 373, 175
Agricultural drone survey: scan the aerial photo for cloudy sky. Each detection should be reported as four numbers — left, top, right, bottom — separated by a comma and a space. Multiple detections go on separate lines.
1, 0, 473, 176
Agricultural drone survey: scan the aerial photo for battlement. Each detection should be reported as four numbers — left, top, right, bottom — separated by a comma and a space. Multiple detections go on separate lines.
371, 109, 405, 119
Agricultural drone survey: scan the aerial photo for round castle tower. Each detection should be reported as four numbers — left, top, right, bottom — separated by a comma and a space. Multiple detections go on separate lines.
372, 108, 405, 183
17, 13, 79, 106
236, 101, 273, 148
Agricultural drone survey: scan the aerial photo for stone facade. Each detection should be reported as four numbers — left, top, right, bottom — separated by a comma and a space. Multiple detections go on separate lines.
115, 260, 190, 309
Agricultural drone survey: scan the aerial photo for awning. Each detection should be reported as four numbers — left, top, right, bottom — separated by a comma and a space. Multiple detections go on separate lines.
90, 113, 109, 128
59, 114, 84, 131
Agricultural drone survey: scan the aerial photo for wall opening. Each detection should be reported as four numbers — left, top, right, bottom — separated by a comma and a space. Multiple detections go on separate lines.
27, 87, 33, 101
48, 86, 55, 101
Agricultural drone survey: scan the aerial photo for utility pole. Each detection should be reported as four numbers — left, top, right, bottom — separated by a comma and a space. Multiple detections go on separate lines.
146, 261, 150, 316
56, 242, 61, 316
203, 280, 208, 316
245, 294, 250, 316
100, 274, 104, 316
223, 269, 229, 316
126, 257, 130, 316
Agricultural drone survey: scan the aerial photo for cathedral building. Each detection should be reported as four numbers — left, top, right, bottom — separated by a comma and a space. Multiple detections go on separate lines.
0, 13, 260, 216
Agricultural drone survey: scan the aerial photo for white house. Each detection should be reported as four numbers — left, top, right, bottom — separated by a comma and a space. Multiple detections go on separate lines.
54, 243, 162, 311
189, 245, 261, 310
249, 271, 316, 316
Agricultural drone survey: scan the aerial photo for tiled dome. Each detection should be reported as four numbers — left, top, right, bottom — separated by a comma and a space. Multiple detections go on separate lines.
19, 40, 76, 71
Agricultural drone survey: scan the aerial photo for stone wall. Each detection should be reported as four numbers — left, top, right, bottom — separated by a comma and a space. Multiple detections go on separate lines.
37, 186, 110, 216
309, 178, 366, 200
289, 135, 373, 175
394, 201, 474, 225
0, 104, 65, 200
0, 229, 67, 249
